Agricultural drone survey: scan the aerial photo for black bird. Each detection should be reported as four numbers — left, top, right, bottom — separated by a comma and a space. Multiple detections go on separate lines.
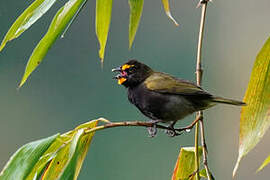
112, 60, 245, 136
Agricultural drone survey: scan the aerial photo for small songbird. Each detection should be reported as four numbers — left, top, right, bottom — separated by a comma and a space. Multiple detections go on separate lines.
112, 60, 245, 136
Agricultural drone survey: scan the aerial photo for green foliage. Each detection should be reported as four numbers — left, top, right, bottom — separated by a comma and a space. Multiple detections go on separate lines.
161, 0, 179, 26
128, 0, 144, 49
171, 147, 202, 180
0, 134, 58, 180
233, 36, 270, 177
19, 0, 88, 88
1, 0, 178, 87
0, 0, 57, 51
257, 154, 270, 172
199, 169, 215, 180
0, 120, 100, 180
95, 0, 113, 62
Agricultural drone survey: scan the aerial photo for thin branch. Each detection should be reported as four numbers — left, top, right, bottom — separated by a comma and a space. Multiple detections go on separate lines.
195, 0, 212, 180
84, 120, 172, 134
84, 116, 203, 136
175, 115, 201, 131
194, 118, 200, 180
199, 116, 211, 178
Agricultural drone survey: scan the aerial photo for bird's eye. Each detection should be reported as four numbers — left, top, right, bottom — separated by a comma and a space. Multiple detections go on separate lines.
128, 66, 136, 73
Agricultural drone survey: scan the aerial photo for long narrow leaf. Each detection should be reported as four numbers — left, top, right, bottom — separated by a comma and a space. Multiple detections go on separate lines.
0, 0, 57, 51
128, 0, 144, 49
95, 0, 113, 63
0, 134, 59, 180
257, 154, 270, 172
19, 0, 88, 88
161, 0, 179, 26
233, 37, 270, 177
41, 121, 98, 180
0, 119, 102, 180
171, 147, 202, 180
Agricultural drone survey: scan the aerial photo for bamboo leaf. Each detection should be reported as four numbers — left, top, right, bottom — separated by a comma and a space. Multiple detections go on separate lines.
19, 0, 88, 88
128, 0, 144, 49
0, 119, 101, 180
171, 147, 202, 180
257, 154, 270, 172
161, 0, 179, 26
233, 37, 270, 177
0, 134, 59, 180
95, 0, 113, 63
0, 0, 57, 52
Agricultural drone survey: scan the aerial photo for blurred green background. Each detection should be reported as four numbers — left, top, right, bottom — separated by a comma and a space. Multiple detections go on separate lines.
0, 0, 270, 179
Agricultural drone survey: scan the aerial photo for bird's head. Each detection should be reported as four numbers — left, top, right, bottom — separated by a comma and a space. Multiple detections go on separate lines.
112, 59, 153, 87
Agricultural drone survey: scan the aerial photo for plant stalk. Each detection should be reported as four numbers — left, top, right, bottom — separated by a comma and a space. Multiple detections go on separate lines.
194, 0, 211, 180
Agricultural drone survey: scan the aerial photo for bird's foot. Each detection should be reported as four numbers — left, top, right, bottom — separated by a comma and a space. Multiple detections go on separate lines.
165, 128, 183, 137
147, 126, 157, 137
147, 120, 162, 137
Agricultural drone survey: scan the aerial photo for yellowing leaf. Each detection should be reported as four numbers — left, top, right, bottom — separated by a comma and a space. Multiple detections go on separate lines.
257, 154, 270, 172
95, 0, 113, 62
128, 0, 144, 49
161, 0, 179, 26
171, 147, 202, 180
19, 0, 88, 88
0, 0, 57, 52
233, 37, 270, 177
0, 119, 102, 180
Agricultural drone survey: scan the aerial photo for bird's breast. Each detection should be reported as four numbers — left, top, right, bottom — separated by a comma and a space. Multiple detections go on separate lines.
127, 85, 196, 122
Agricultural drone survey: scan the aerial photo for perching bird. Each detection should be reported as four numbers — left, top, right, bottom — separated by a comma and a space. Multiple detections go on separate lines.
112, 60, 245, 137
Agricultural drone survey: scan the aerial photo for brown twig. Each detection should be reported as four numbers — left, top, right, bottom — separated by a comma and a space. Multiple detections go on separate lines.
195, 0, 212, 180
84, 119, 179, 135
83, 116, 204, 136
175, 115, 202, 131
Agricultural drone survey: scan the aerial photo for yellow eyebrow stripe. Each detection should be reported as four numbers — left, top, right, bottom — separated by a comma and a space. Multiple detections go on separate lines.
121, 64, 134, 70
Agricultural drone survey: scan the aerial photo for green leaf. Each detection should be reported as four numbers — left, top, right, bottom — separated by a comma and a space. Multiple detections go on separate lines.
233, 36, 270, 177
257, 154, 270, 172
19, 0, 88, 88
0, 134, 59, 180
171, 147, 202, 180
41, 120, 98, 180
199, 169, 215, 180
95, 0, 113, 62
0, 0, 57, 52
161, 0, 179, 26
128, 0, 144, 49
0, 119, 101, 180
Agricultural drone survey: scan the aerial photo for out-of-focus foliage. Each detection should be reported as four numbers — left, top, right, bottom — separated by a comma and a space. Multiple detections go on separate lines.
257, 154, 270, 172
0, 0, 178, 87
19, 0, 88, 87
0, 119, 101, 180
128, 0, 144, 49
0, 0, 57, 51
96, 0, 113, 62
233, 37, 270, 177
161, 0, 179, 26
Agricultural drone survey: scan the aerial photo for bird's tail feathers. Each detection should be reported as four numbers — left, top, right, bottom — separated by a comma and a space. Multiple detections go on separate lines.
212, 96, 246, 106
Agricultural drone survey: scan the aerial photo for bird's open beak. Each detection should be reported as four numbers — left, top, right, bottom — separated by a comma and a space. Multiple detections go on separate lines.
112, 66, 122, 79
112, 66, 127, 84
112, 66, 121, 72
